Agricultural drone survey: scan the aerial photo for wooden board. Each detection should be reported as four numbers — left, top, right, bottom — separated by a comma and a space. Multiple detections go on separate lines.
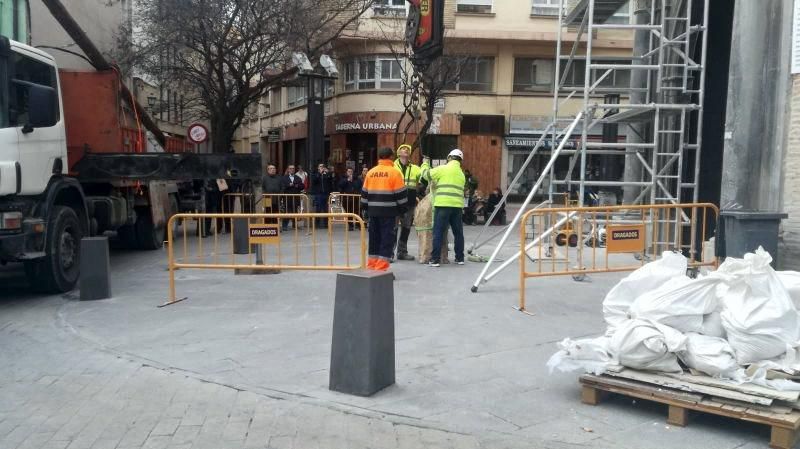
661, 372, 800, 403
606, 369, 774, 406
580, 374, 800, 449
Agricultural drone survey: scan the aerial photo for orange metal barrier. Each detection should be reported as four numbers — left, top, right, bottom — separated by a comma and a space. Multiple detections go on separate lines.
221, 193, 256, 214
163, 212, 366, 306
328, 193, 362, 226
262, 194, 312, 231
221, 193, 312, 232
519, 203, 719, 313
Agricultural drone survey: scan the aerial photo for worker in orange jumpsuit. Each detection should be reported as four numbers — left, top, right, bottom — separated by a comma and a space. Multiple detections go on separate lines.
360, 147, 408, 271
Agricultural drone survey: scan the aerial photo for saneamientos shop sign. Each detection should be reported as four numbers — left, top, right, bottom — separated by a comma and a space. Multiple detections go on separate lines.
335, 122, 398, 132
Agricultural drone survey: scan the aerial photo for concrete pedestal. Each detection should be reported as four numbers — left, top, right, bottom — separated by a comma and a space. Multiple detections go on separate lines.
329, 270, 395, 396
79, 237, 111, 300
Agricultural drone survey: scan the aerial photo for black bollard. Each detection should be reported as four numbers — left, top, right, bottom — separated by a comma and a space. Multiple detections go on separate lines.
79, 237, 111, 300
329, 270, 395, 396
232, 217, 250, 254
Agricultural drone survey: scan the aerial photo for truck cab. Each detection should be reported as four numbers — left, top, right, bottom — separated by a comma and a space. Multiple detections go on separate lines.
0, 35, 89, 293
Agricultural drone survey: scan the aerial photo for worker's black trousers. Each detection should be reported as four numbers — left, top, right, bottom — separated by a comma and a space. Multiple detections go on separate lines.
368, 216, 397, 261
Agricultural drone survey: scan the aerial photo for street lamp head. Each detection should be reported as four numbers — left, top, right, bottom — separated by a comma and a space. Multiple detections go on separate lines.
320, 55, 339, 78
292, 52, 314, 74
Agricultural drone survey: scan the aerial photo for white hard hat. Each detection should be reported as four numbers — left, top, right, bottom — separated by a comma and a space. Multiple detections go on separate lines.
448, 149, 464, 159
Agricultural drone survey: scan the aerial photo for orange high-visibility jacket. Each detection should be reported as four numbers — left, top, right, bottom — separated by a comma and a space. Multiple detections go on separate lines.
360, 159, 409, 217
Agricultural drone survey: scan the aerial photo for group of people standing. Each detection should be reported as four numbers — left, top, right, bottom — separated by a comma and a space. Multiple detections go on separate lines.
261, 163, 370, 230
255, 145, 472, 273
361, 144, 467, 271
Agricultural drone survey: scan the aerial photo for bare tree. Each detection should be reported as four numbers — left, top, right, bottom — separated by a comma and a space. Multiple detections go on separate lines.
370, 18, 473, 155
401, 54, 474, 153
122, 0, 373, 152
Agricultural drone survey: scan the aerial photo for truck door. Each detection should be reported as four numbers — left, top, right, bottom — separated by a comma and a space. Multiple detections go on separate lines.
10, 50, 64, 195
0, 42, 20, 196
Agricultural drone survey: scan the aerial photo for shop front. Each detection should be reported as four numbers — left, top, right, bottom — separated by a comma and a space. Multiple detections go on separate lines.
327, 111, 439, 174
505, 115, 628, 201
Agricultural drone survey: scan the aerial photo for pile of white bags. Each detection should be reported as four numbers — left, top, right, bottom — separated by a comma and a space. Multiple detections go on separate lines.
717, 250, 800, 364
548, 247, 800, 382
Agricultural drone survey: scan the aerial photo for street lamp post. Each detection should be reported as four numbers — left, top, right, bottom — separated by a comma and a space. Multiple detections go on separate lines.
292, 53, 339, 169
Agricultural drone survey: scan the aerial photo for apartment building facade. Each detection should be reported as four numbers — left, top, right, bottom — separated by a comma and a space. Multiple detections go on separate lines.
235, 0, 634, 195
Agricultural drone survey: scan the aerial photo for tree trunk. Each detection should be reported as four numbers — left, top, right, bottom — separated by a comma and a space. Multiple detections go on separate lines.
209, 115, 238, 153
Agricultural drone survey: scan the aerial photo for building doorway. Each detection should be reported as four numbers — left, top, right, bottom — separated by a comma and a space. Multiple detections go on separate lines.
346, 133, 377, 171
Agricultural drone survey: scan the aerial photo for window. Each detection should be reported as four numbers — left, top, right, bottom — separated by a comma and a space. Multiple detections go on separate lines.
270, 88, 282, 113
287, 85, 306, 108
457, 0, 492, 14
531, 0, 559, 16
373, 0, 406, 16
452, 57, 494, 92
250, 142, 259, 154
342, 57, 405, 91
0, 54, 8, 129
358, 60, 376, 89
460, 115, 504, 135
8, 53, 59, 128
606, 1, 631, 24
559, 59, 631, 90
513, 58, 554, 92
344, 60, 357, 91
379, 59, 402, 89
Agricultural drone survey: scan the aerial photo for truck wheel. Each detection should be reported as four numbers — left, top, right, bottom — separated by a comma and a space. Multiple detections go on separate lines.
135, 211, 164, 250
117, 225, 139, 249
169, 195, 181, 237
27, 206, 82, 293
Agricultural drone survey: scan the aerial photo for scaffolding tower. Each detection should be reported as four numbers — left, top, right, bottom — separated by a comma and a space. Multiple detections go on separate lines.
553, 0, 708, 205
470, 0, 709, 292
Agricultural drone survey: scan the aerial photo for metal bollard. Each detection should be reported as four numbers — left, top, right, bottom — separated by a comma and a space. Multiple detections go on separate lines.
232, 217, 249, 254
79, 236, 111, 300
329, 270, 395, 396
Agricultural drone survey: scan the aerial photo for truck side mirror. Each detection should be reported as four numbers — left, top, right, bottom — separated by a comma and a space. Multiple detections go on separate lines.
11, 80, 57, 133
26, 83, 57, 129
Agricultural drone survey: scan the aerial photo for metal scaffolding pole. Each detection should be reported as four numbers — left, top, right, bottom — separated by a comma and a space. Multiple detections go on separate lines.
471, 0, 709, 292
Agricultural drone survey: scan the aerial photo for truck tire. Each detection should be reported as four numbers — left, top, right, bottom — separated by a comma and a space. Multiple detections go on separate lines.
117, 225, 139, 249
26, 206, 82, 293
135, 210, 164, 250
169, 194, 181, 237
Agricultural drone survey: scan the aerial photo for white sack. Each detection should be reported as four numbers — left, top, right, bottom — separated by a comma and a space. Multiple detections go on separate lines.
700, 311, 726, 338
677, 333, 739, 377
629, 276, 721, 333
716, 248, 800, 364
546, 337, 614, 375
608, 319, 686, 372
777, 271, 800, 310
603, 252, 688, 335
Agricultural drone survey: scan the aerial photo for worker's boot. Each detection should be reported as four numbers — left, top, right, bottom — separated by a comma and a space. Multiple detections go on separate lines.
396, 227, 415, 261
367, 257, 378, 270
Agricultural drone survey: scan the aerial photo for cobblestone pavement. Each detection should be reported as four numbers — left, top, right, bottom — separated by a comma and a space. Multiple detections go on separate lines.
0, 288, 545, 449
0, 223, 771, 449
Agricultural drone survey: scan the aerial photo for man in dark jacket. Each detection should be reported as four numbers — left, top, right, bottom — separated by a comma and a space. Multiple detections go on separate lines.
338, 168, 360, 231
261, 165, 283, 226
261, 165, 283, 196
281, 165, 305, 230
309, 163, 333, 228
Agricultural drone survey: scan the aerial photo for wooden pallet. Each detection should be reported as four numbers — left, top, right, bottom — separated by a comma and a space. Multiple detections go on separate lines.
580, 374, 800, 449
